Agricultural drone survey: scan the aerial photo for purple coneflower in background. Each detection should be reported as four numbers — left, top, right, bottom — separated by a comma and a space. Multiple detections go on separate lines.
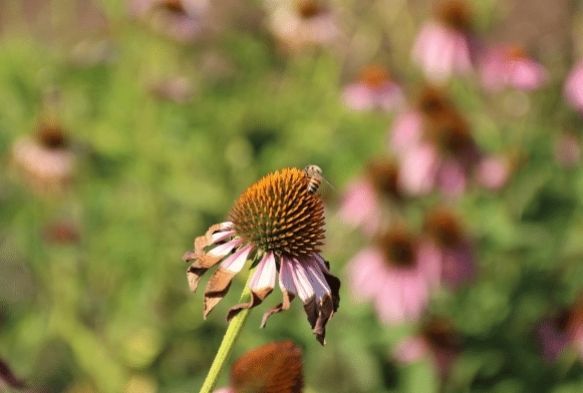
411, 0, 475, 83
389, 86, 453, 158
342, 65, 403, 111
422, 207, 474, 288
348, 226, 440, 324
11, 121, 76, 192
479, 45, 547, 92
129, 0, 209, 42
397, 110, 480, 197
339, 159, 401, 236
537, 301, 583, 363
565, 61, 583, 113
267, 0, 339, 52
214, 341, 303, 393
183, 168, 340, 344
393, 317, 461, 378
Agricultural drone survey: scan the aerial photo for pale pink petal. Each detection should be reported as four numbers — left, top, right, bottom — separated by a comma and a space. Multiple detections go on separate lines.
477, 156, 510, 190
342, 84, 376, 111
393, 336, 429, 363
508, 60, 547, 91
437, 158, 467, 197
564, 61, 583, 113
219, 244, 252, 273
389, 111, 423, 157
399, 143, 439, 195
348, 248, 387, 302
207, 238, 242, 258
249, 252, 276, 292
339, 179, 379, 235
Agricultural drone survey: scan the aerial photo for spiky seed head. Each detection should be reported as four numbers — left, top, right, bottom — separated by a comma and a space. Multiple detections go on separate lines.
416, 86, 451, 118
37, 122, 68, 149
378, 227, 417, 268
366, 159, 400, 199
229, 168, 325, 258
425, 207, 463, 247
296, 0, 322, 19
436, 0, 472, 31
359, 65, 391, 88
231, 341, 304, 393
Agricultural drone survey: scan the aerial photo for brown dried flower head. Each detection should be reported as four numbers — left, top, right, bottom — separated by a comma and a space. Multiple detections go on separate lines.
230, 341, 304, 393
359, 65, 392, 89
366, 158, 401, 200
425, 207, 463, 247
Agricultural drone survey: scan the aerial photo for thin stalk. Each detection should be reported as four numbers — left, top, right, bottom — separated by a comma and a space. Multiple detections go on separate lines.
198, 266, 256, 393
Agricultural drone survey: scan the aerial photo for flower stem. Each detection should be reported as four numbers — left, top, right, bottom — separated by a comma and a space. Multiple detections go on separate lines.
198, 267, 255, 393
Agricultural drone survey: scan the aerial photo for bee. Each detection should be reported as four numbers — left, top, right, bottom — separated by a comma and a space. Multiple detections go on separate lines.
304, 164, 324, 194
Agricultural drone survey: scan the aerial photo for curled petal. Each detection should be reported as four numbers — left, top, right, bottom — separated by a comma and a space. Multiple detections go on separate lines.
203, 244, 252, 318
185, 237, 242, 293
261, 256, 298, 327
227, 252, 277, 321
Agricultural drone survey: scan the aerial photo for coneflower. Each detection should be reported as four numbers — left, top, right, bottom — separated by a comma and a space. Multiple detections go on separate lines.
339, 158, 401, 236
183, 167, 340, 345
347, 226, 440, 324
537, 300, 583, 363
214, 341, 304, 393
394, 317, 461, 378
267, 0, 339, 52
479, 45, 547, 92
11, 120, 76, 192
342, 65, 403, 112
411, 0, 476, 82
423, 207, 475, 288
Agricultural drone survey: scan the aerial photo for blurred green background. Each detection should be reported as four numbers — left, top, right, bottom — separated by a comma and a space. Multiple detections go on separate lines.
1, 0, 583, 392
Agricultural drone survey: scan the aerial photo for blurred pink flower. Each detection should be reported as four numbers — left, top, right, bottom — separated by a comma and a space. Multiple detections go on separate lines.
397, 111, 479, 197
11, 121, 76, 192
564, 61, 583, 113
389, 86, 452, 158
479, 45, 547, 92
411, 0, 475, 83
129, 0, 209, 42
348, 227, 440, 324
537, 302, 583, 363
476, 156, 511, 190
554, 132, 581, 168
342, 65, 403, 111
394, 318, 461, 377
339, 159, 401, 236
267, 0, 339, 52
423, 208, 475, 288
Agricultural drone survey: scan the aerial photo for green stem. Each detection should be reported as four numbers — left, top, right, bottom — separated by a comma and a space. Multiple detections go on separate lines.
198, 267, 255, 393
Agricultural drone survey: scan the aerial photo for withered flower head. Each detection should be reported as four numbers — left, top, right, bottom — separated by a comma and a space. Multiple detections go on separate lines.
229, 341, 303, 393
436, 0, 472, 32
183, 168, 340, 344
11, 119, 76, 192
366, 158, 401, 200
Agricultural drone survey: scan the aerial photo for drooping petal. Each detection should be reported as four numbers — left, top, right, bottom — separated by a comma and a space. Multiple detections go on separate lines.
261, 256, 298, 328
227, 252, 277, 321
302, 256, 337, 344
183, 222, 239, 292
203, 244, 253, 318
